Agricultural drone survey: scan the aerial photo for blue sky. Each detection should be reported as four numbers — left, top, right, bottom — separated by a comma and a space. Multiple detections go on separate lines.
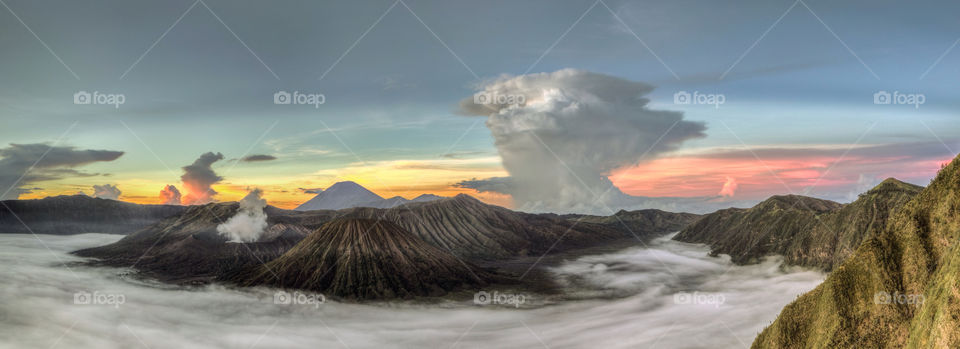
1, 0, 957, 209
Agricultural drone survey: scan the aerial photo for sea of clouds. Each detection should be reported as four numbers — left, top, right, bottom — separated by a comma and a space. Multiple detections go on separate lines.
0, 233, 823, 349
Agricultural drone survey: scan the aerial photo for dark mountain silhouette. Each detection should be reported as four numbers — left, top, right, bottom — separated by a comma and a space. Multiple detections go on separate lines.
74, 193, 699, 291
337, 194, 687, 260
234, 218, 491, 300
74, 202, 314, 283
0, 195, 185, 235
674, 178, 922, 270
753, 159, 960, 348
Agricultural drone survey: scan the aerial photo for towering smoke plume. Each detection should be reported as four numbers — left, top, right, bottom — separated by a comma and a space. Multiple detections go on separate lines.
92, 184, 122, 200
458, 69, 706, 213
217, 188, 268, 243
180, 152, 224, 205
159, 185, 182, 205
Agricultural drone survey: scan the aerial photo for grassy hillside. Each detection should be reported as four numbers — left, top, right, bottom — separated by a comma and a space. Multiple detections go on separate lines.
752, 159, 960, 348
674, 179, 922, 270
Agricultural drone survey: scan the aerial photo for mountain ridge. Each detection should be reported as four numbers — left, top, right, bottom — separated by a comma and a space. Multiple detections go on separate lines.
753, 161, 960, 348
0, 195, 186, 235
74, 193, 700, 287
674, 178, 923, 270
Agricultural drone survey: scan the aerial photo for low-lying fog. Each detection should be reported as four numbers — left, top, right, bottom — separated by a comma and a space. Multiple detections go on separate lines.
0, 233, 824, 349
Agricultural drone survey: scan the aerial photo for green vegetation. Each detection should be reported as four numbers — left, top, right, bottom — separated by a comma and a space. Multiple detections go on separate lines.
674, 178, 922, 271
753, 156, 960, 348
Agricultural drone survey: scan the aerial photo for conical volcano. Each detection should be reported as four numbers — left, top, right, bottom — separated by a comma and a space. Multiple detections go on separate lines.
237, 218, 491, 300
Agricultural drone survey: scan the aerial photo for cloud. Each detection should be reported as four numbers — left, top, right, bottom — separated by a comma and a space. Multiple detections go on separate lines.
159, 185, 182, 205
454, 177, 515, 194
92, 184, 122, 200
180, 152, 224, 205
298, 187, 324, 194
718, 177, 738, 197
613, 140, 950, 203
0, 143, 124, 200
0, 233, 823, 348
439, 151, 488, 159
847, 174, 880, 201
216, 188, 268, 243
241, 154, 277, 162
457, 69, 706, 213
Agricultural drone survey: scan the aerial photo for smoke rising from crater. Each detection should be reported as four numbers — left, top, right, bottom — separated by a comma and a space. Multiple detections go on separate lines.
458, 69, 706, 213
216, 188, 268, 243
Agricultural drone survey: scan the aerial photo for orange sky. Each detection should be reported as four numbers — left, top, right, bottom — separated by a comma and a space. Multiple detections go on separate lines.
17, 147, 951, 209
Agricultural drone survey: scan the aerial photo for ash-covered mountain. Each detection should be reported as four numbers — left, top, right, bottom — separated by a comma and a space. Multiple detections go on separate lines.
294, 181, 443, 211
673, 178, 923, 271
336, 194, 694, 260
234, 218, 491, 299
74, 203, 318, 283
74, 191, 698, 298
0, 195, 186, 235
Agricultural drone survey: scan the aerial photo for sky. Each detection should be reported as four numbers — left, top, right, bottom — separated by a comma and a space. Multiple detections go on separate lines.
1, 0, 958, 212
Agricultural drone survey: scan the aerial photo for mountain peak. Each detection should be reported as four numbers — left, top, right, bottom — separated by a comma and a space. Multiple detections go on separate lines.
412, 193, 444, 202
295, 181, 384, 211
868, 177, 923, 193
326, 181, 365, 190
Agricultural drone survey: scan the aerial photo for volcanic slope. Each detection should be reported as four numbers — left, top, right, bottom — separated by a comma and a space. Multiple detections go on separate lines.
236, 218, 490, 300
339, 194, 693, 260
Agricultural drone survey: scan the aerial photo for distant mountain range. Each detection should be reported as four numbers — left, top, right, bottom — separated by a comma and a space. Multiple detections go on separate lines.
0, 195, 186, 235
294, 181, 444, 211
674, 178, 923, 271
753, 157, 960, 348
74, 192, 698, 299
